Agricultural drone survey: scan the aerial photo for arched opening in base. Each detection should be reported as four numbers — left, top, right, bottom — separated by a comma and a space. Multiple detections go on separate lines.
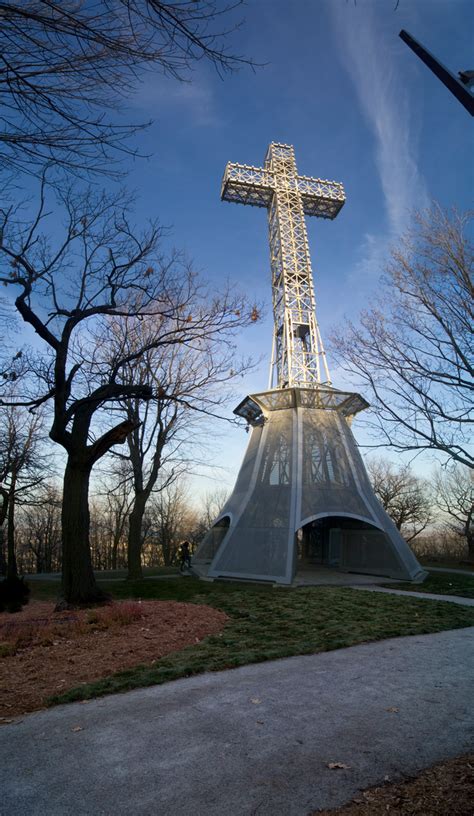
297, 515, 386, 572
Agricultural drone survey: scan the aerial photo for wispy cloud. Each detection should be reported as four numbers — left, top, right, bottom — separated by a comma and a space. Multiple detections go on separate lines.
330, 3, 429, 281
130, 69, 219, 127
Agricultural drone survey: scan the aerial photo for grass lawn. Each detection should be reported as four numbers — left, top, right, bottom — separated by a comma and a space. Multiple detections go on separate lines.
385, 570, 474, 599
25, 566, 179, 581
33, 576, 474, 709
89, 566, 179, 580
419, 558, 474, 573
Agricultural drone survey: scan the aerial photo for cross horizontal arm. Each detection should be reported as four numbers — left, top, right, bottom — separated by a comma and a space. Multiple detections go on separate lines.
297, 175, 345, 219
221, 162, 345, 219
221, 162, 274, 208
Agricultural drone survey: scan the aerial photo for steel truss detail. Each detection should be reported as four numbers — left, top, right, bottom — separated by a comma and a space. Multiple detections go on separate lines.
221, 143, 345, 388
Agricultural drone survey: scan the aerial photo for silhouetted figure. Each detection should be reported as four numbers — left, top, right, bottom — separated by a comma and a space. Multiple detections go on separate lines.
179, 541, 192, 573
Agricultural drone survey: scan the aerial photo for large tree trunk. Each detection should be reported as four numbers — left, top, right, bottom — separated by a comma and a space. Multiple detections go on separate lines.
127, 492, 148, 580
60, 457, 108, 606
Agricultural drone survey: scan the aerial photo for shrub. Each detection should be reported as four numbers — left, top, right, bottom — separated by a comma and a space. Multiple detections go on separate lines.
0, 576, 31, 613
101, 602, 144, 627
86, 610, 100, 626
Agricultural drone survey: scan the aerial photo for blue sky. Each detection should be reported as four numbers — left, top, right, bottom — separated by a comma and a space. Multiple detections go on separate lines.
9, 0, 474, 497
125, 0, 472, 494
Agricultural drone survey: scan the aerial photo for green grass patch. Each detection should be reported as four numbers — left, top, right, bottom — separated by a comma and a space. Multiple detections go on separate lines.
28, 580, 62, 602
385, 571, 474, 599
419, 559, 474, 573
94, 566, 179, 579
47, 578, 474, 709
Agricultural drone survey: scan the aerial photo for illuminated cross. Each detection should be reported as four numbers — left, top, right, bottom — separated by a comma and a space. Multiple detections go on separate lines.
221, 142, 345, 388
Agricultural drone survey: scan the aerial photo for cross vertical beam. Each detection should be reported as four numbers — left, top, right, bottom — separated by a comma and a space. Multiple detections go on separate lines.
221, 143, 345, 389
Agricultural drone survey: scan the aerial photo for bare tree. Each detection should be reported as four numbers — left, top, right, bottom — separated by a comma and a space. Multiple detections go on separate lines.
434, 466, 473, 562
21, 484, 62, 573
332, 207, 473, 469
193, 486, 229, 542
101, 310, 254, 579
367, 458, 433, 542
0, 404, 45, 578
0, 1, 252, 174
145, 481, 197, 567
102, 471, 133, 571
0, 186, 157, 603
0, 183, 258, 605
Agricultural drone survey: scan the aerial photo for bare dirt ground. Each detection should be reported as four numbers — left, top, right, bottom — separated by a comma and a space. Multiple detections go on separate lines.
314, 754, 474, 816
0, 599, 228, 718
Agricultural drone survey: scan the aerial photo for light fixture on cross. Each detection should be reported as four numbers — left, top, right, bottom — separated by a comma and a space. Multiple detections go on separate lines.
221, 142, 345, 389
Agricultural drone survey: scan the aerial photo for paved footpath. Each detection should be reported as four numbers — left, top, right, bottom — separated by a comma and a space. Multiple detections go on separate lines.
349, 585, 474, 607
1, 627, 473, 816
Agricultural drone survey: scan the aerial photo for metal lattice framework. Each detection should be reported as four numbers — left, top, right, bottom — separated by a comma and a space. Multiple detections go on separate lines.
221, 143, 345, 388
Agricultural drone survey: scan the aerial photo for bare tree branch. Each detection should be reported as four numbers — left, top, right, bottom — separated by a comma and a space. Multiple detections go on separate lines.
434, 465, 473, 560
0, 1, 255, 175
331, 206, 473, 469
367, 457, 433, 542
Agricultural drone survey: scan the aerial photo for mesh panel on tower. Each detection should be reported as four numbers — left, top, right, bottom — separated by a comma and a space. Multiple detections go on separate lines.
194, 390, 426, 583
209, 408, 294, 580
300, 409, 369, 520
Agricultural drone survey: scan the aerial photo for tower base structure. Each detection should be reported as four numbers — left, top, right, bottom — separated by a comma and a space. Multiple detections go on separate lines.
193, 388, 427, 585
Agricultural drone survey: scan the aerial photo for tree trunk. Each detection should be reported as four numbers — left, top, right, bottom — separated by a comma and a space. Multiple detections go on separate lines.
111, 529, 122, 571
111, 514, 126, 570
0, 528, 7, 576
45, 544, 52, 573
160, 535, 175, 567
60, 457, 108, 606
467, 530, 474, 563
127, 492, 147, 580
6, 479, 18, 580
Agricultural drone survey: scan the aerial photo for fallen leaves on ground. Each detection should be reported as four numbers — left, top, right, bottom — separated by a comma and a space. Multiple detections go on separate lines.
0, 599, 228, 717
327, 762, 351, 770
313, 754, 474, 815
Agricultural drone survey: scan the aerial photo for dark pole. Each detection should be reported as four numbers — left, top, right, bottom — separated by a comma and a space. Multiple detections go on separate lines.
399, 30, 474, 116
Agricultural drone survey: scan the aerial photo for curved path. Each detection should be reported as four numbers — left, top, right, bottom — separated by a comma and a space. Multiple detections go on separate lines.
349, 585, 474, 606
1, 626, 473, 816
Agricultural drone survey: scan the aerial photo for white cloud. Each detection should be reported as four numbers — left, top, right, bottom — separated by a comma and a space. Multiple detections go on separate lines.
348, 230, 388, 285
330, 2, 429, 277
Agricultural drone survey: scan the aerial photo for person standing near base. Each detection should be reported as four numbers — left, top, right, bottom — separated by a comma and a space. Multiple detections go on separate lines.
179, 541, 192, 573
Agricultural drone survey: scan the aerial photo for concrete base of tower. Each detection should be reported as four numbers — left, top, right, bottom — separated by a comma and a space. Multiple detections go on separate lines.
192, 388, 427, 586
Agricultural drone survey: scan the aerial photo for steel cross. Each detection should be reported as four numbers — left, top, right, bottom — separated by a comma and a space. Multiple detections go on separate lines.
221, 142, 345, 389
